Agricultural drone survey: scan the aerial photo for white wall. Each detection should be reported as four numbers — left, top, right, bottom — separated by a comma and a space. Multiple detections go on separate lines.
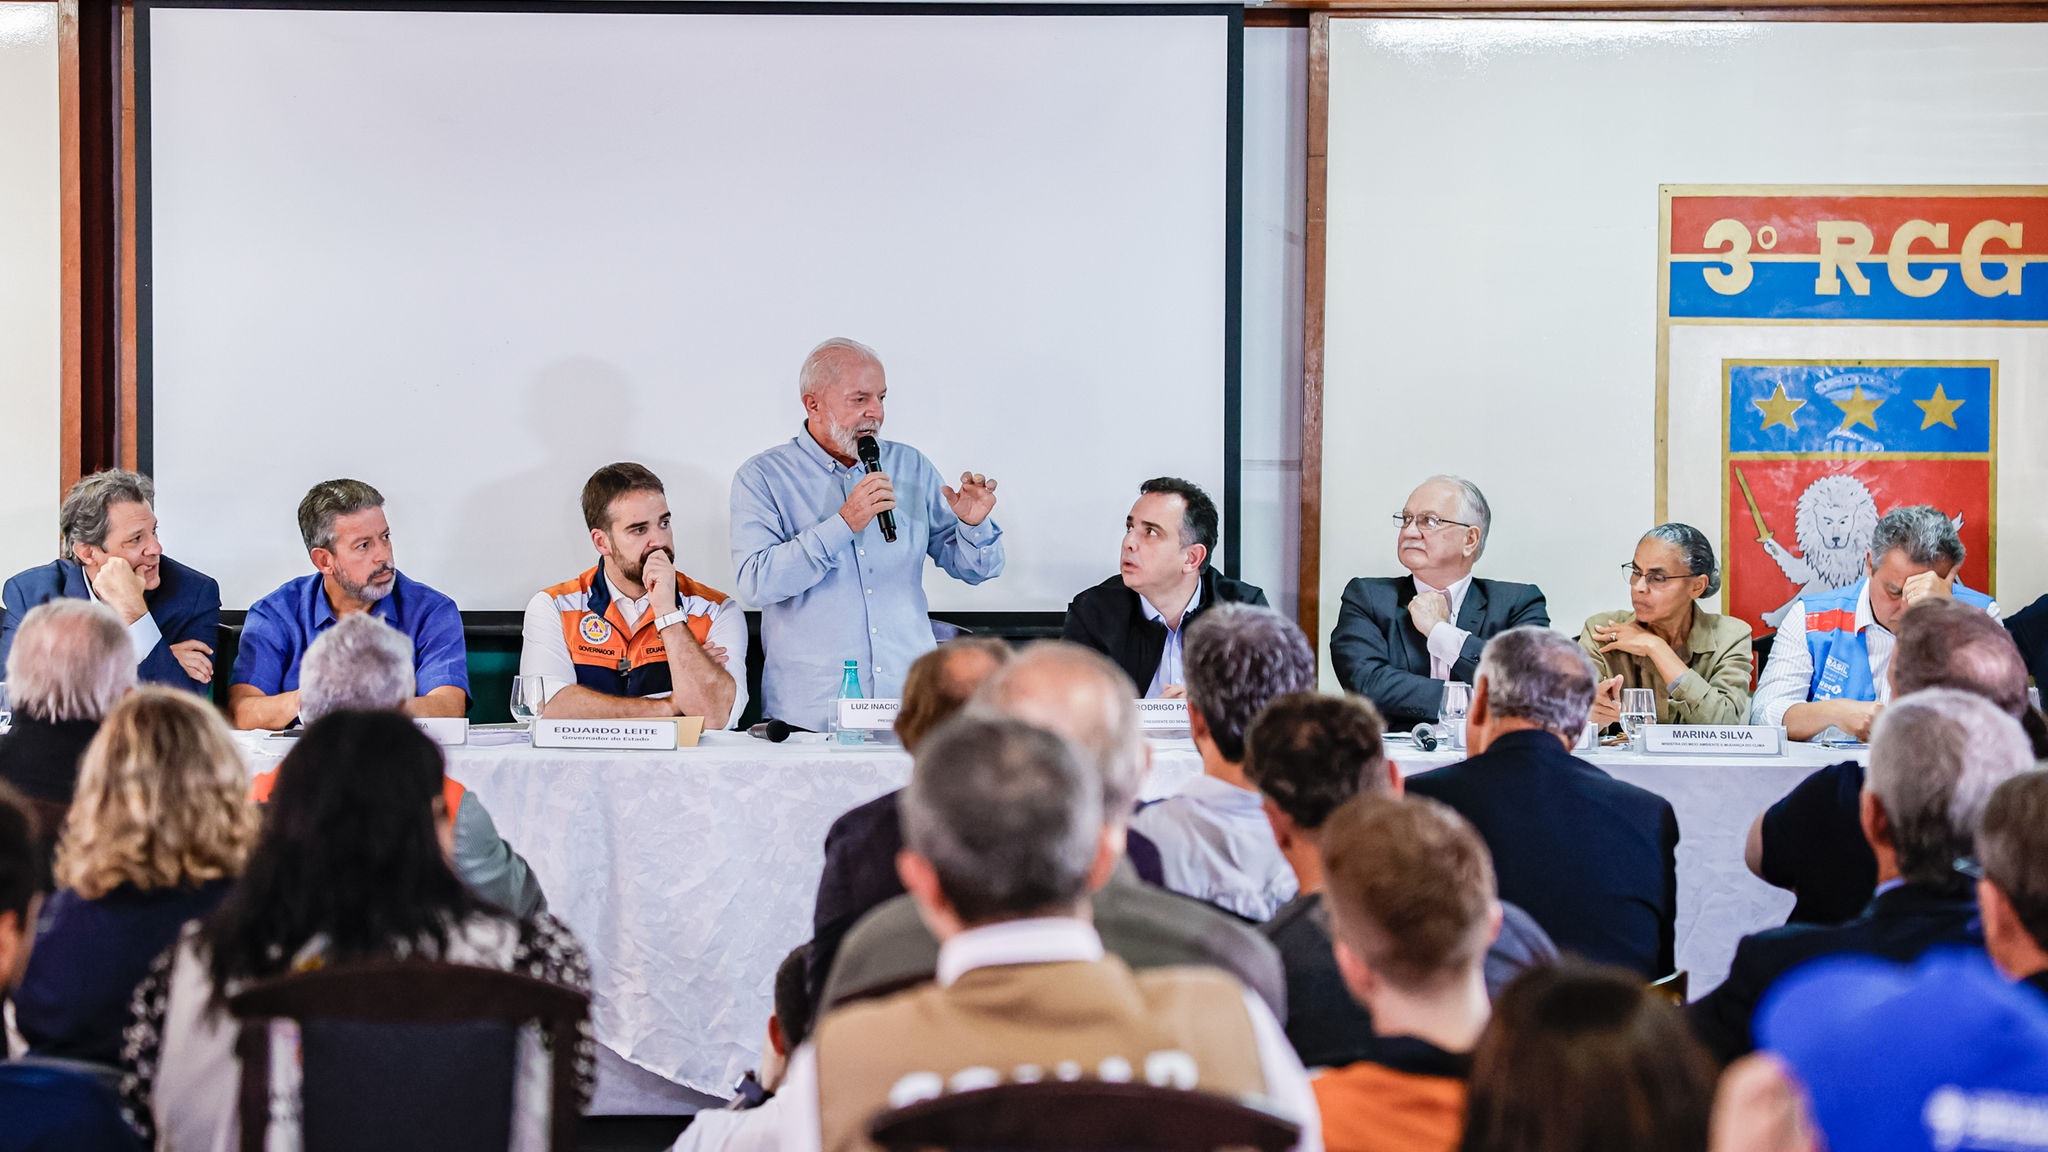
0, 2, 61, 584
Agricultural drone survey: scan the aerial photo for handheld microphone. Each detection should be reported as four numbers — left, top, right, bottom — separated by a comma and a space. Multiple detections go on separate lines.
748, 719, 802, 743
855, 434, 897, 543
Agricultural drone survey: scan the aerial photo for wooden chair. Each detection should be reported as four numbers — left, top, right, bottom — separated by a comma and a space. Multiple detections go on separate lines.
869, 1080, 1302, 1152
227, 959, 588, 1152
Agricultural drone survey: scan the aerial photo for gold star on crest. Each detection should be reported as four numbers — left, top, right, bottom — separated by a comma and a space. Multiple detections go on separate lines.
1752, 385, 1806, 432
1829, 384, 1884, 433
1914, 383, 1965, 430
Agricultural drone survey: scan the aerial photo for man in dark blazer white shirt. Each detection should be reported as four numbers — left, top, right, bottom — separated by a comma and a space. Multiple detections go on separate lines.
1329, 476, 1547, 729
1063, 478, 1266, 698
1405, 626, 1678, 979
0, 471, 219, 693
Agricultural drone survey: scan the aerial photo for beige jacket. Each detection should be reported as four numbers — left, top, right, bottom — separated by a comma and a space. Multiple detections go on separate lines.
1578, 608, 1754, 725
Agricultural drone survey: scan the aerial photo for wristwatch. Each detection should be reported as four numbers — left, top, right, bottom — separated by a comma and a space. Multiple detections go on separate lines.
654, 609, 691, 632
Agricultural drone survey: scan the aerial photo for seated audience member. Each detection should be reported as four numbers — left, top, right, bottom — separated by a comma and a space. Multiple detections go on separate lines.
1751, 504, 1997, 743
1131, 604, 1315, 921
1062, 477, 1266, 698
1247, 693, 1554, 1070
672, 946, 814, 1152
821, 642, 1285, 1019
1747, 598, 2045, 925
780, 715, 1320, 1152
0, 600, 135, 868
1313, 794, 1499, 1152
807, 638, 1013, 1007
0, 781, 142, 1152
229, 478, 468, 730
1463, 960, 1717, 1152
1974, 769, 2048, 996
522, 463, 746, 726
1690, 688, 2036, 1062
1329, 477, 1548, 730
0, 469, 220, 693
1581, 523, 1753, 728
1406, 627, 1678, 977
247, 613, 543, 915
2007, 591, 2048, 687
121, 711, 593, 1150
14, 690, 257, 1067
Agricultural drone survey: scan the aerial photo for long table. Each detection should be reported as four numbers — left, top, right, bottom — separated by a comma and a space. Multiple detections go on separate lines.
238, 729, 1858, 1106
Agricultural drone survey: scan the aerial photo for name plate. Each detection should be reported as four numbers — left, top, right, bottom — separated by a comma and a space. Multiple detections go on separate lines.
1641, 724, 1784, 756
1136, 699, 1191, 732
531, 718, 704, 750
836, 699, 903, 732
413, 717, 469, 746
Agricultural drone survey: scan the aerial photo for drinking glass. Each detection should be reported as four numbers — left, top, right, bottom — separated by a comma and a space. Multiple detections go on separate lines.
508, 675, 545, 726
2032, 686, 2042, 713
1440, 681, 1472, 749
1620, 688, 1657, 750
0, 682, 10, 731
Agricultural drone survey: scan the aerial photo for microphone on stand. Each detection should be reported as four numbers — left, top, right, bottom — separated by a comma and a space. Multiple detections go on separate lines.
855, 434, 897, 543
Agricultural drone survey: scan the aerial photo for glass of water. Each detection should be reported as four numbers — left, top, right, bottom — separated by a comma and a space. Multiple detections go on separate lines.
1440, 681, 1472, 749
1620, 688, 1657, 750
0, 682, 10, 731
508, 675, 544, 727
2032, 686, 2042, 713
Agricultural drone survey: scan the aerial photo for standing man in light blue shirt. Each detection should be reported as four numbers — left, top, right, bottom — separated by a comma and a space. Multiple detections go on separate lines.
731, 338, 1005, 731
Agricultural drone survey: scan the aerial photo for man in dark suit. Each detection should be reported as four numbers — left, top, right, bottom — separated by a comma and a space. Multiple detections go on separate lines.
1329, 476, 1547, 729
1406, 626, 1678, 978
1063, 478, 1266, 698
1690, 687, 2038, 1063
0, 471, 219, 694
1977, 770, 2048, 999
0, 602, 135, 872
2007, 591, 2048, 689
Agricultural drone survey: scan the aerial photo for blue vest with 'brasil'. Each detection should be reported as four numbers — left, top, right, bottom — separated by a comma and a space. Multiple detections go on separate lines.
1803, 576, 1995, 702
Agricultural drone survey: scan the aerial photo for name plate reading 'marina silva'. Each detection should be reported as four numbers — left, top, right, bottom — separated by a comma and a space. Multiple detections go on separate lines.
531, 718, 705, 750
1641, 725, 1784, 756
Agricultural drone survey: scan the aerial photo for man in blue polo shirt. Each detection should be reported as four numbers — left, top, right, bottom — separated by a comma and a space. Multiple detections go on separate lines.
227, 479, 468, 730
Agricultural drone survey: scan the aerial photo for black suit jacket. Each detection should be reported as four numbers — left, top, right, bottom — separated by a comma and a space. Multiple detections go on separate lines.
1062, 567, 1268, 694
2009, 593, 2048, 688
1328, 575, 1549, 728
1406, 729, 1678, 978
1687, 883, 1982, 1063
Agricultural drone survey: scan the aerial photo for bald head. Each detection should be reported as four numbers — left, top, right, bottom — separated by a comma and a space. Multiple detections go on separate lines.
5, 599, 135, 722
976, 642, 1146, 821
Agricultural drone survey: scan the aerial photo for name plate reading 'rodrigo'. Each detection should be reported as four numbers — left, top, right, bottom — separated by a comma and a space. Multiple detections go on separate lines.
837, 699, 903, 732
1136, 699, 1191, 732
413, 717, 470, 746
1641, 725, 1784, 756
531, 718, 704, 750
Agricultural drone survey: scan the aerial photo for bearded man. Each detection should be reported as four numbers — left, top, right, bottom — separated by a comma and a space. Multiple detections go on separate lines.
730, 338, 1005, 732
521, 463, 745, 726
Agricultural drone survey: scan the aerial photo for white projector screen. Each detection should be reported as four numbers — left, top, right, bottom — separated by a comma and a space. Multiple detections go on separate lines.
141, 4, 1238, 613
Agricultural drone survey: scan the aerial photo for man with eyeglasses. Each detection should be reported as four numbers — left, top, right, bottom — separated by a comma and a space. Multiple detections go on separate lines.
1329, 476, 1548, 730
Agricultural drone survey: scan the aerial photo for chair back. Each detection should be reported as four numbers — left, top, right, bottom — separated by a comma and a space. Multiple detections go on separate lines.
869, 1081, 1301, 1152
227, 959, 588, 1152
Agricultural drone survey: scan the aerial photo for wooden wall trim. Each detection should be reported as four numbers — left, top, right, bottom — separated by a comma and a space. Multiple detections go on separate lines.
58, 0, 82, 492
1298, 12, 1329, 656
55, 0, 127, 492
1254, 0, 2048, 11
120, 0, 136, 470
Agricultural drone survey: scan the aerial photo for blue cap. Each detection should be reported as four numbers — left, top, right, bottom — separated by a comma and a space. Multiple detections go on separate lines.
1756, 949, 2048, 1151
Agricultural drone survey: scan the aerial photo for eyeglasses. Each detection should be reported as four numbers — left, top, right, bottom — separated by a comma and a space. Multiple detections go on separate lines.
1393, 513, 1473, 532
1623, 563, 1705, 588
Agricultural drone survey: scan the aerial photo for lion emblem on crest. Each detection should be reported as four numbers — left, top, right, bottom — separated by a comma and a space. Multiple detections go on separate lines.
1758, 475, 1880, 628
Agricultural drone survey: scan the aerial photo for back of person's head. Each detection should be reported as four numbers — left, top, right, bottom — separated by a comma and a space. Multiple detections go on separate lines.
900, 714, 1103, 926
1462, 960, 1717, 1152
894, 637, 1012, 752
977, 641, 1146, 821
774, 942, 817, 1051
202, 710, 475, 994
1868, 687, 2036, 894
1183, 604, 1317, 763
0, 780, 41, 985
298, 612, 417, 724
1476, 626, 1597, 737
1322, 793, 1496, 997
1891, 599, 2047, 757
4, 599, 135, 723
56, 688, 259, 900
1975, 770, 2048, 955
1244, 692, 1390, 831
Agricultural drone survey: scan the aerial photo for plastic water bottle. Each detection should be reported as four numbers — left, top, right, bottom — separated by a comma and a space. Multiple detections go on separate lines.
833, 660, 864, 745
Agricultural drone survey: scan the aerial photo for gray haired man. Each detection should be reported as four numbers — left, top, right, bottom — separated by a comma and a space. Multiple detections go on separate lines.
259, 612, 544, 916
1753, 503, 1998, 743
0, 600, 135, 862
1407, 626, 1679, 977
0, 469, 221, 691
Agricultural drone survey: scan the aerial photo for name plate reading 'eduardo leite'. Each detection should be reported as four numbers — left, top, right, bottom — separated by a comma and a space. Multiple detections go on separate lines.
1136, 699, 1190, 732
1641, 725, 1784, 756
837, 699, 903, 731
531, 718, 704, 750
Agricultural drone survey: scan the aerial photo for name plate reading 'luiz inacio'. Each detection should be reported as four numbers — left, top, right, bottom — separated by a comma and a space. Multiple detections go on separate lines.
1135, 699, 1191, 732
1641, 725, 1784, 756
531, 718, 704, 750
836, 699, 903, 731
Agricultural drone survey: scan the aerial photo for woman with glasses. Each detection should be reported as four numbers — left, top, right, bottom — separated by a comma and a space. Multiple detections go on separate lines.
1581, 523, 1753, 728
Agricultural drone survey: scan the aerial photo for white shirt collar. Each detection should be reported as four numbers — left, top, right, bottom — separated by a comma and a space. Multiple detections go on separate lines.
1138, 576, 1203, 630
935, 917, 1104, 987
605, 572, 649, 610
1855, 579, 1878, 635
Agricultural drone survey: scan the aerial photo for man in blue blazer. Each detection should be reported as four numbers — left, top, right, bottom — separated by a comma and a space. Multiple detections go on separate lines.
1405, 626, 1678, 979
1329, 476, 1548, 729
0, 471, 219, 693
